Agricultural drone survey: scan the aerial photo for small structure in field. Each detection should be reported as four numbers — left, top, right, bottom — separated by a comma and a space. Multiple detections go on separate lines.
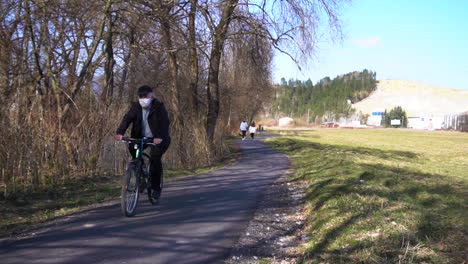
443, 111, 468, 131
278, 117, 294, 127
368, 109, 385, 126
321, 122, 339, 128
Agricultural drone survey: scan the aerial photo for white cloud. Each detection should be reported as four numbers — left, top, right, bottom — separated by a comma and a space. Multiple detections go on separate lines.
351, 37, 382, 48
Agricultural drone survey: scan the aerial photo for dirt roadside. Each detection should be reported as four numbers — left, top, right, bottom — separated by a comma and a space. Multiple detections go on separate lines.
225, 166, 307, 264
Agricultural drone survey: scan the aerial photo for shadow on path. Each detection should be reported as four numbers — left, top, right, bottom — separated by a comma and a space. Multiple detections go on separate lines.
0, 134, 289, 264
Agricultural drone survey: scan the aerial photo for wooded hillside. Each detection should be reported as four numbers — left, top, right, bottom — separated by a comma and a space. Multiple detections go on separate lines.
271, 70, 377, 123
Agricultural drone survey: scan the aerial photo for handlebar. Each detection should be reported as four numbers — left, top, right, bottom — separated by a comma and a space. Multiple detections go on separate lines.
121, 137, 156, 146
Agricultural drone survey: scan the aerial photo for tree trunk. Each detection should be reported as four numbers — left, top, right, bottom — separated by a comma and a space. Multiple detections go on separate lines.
102, 11, 115, 105
188, 0, 199, 118
205, 0, 238, 141
160, 18, 181, 122
118, 31, 135, 101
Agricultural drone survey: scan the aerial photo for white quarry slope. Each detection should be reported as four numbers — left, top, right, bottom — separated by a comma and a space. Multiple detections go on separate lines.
352, 80, 468, 116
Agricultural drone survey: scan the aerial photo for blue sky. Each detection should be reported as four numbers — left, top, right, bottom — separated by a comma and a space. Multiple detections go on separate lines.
272, 0, 468, 90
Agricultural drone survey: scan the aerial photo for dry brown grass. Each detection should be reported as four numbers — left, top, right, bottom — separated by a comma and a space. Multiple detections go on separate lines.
0, 100, 229, 199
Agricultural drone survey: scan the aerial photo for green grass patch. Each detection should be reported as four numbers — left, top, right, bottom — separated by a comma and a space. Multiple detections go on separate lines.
266, 128, 467, 263
0, 173, 121, 238
259, 258, 273, 264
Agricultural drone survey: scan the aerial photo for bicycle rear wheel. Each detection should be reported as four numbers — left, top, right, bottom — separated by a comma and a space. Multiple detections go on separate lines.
121, 163, 140, 217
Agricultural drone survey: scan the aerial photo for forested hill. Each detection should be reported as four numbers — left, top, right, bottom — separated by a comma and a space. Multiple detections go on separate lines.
271, 69, 377, 123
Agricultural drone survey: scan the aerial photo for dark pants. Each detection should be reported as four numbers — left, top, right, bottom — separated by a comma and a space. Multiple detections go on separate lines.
250, 133, 255, 139
129, 144, 164, 191
241, 130, 247, 138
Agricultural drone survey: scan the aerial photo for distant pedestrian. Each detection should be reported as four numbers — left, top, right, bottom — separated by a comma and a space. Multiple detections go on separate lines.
240, 120, 249, 140
249, 121, 257, 139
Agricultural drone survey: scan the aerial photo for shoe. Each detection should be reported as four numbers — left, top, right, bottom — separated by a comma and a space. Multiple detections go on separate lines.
150, 188, 161, 200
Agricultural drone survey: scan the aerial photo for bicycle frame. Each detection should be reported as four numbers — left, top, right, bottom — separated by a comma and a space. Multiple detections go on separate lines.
123, 137, 154, 183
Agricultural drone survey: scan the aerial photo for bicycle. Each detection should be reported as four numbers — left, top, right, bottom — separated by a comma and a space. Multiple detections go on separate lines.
120, 137, 162, 217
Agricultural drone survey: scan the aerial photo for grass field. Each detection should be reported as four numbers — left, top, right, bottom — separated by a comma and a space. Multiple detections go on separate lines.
266, 128, 467, 263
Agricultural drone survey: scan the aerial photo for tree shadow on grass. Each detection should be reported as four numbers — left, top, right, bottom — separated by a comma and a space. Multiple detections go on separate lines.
271, 139, 467, 263
271, 138, 419, 161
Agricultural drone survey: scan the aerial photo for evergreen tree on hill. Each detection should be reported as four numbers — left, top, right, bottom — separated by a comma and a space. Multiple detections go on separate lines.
272, 69, 377, 123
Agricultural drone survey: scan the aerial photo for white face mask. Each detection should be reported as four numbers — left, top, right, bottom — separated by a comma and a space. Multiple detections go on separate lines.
139, 98, 152, 108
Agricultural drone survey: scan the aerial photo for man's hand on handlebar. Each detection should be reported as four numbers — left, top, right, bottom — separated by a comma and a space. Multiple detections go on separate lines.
115, 135, 162, 145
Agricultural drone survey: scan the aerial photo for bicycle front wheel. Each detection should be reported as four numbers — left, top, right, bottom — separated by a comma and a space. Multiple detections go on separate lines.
121, 163, 140, 217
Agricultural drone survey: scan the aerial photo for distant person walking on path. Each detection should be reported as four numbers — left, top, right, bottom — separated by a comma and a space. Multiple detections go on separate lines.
240, 120, 249, 140
115, 85, 171, 201
249, 121, 257, 139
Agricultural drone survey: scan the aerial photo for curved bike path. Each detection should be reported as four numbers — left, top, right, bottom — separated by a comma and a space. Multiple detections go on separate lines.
0, 135, 289, 264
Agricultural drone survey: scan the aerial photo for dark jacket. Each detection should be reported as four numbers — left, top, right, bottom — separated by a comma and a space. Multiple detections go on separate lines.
116, 99, 171, 153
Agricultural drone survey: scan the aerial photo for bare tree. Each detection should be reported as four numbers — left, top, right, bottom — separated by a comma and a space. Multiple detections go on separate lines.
0, 0, 348, 195
60, 0, 113, 122
102, 6, 117, 105
221, 23, 274, 130
201, 0, 240, 142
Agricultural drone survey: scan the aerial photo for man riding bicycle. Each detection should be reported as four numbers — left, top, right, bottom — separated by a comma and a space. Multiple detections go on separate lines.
115, 85, 171, 200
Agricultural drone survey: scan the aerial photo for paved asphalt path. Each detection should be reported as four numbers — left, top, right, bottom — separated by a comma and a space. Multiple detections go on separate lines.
1, 134, 289, 264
